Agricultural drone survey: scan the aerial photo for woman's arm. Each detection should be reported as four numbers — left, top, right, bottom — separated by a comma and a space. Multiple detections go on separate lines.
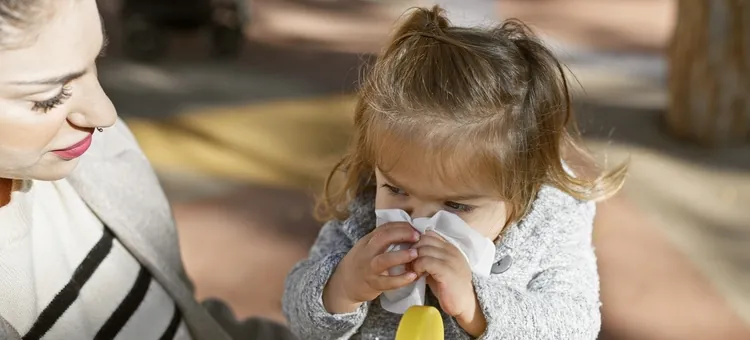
473, 201, 601, 340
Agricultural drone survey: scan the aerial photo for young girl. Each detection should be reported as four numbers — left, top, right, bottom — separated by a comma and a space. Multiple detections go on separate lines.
0, 0, 292, 339
283, 6, 626, 340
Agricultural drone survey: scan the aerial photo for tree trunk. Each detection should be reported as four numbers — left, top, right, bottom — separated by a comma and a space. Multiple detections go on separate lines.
667, 0, 750, 146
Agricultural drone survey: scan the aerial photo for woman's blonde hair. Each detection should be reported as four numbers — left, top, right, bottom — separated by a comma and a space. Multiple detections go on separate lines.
0, 0, 55, 50
316, 6, 626, 224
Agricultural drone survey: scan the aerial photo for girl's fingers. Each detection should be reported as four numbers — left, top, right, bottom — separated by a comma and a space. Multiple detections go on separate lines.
413, 233, 445, 248
413, 245, 449, 260
411, 254, 448, 279
366, 222, 420, 255
424, 230, 447, 242
370, 249, 418, 274
368, 271, 419, 291
415, 231, 463, 258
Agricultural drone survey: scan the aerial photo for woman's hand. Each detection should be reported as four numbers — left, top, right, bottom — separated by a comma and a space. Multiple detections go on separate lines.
412, 231, 487, 337
323, 222, 421, 314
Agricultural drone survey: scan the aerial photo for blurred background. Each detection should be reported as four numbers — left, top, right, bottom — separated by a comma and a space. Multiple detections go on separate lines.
96, 0, 750, 339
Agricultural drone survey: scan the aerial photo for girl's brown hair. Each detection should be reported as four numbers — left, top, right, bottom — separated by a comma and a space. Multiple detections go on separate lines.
316, 6, 627, 224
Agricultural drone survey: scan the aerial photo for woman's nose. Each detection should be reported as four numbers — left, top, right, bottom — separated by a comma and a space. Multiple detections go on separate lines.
66, 74, 117, 129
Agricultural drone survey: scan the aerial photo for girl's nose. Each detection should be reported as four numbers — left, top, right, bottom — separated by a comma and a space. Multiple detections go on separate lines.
408, 205, 440, 220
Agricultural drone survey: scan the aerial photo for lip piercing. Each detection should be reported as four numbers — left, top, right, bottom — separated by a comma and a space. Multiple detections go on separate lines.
96, 127, 104, 132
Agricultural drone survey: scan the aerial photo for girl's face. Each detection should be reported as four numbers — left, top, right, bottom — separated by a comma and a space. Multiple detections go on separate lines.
374, 167, 508, 241
0, 0, 116, 181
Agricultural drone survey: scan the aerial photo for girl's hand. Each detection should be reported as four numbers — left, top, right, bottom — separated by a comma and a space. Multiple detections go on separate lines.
323, 222, 421, 314
412, 231, 487, 337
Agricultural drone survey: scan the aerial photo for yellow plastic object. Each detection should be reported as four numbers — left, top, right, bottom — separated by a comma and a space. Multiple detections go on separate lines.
395, 306, 444, 340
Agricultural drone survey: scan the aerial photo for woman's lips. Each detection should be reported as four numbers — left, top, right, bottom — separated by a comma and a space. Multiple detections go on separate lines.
52, 133, 93, 160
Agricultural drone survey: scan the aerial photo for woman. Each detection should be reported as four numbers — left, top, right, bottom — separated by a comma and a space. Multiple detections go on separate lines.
0, 0, 295, 339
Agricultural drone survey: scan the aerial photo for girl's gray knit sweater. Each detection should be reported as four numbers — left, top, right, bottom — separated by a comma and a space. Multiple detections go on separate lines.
283, 185, 601, 340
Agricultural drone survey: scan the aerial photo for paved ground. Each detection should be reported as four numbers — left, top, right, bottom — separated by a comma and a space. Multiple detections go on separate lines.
97, 0, 750, 338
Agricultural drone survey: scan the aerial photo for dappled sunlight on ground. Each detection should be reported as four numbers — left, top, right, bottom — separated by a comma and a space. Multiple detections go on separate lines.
127, 95, 356, 190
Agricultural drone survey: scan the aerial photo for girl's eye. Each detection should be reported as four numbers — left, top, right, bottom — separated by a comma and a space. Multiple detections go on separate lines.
382, 184, 407, 196
32, 85, 72, 113
445, 201, 475, 213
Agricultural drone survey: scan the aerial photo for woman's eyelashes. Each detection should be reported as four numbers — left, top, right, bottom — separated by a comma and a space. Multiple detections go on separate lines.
31, 84, 72, 113
380, 183, 476, 213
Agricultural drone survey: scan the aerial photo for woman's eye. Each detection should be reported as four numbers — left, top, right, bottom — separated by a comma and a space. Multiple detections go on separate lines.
31, 85, 72, 113
445, 201, 475, 213
382, 184, 407, 196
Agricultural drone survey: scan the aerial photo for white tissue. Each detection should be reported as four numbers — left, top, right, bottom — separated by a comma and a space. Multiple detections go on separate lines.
375, 209, 496, 314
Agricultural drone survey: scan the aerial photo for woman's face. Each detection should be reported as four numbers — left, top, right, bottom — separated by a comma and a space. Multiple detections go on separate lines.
0, 0, 116, 181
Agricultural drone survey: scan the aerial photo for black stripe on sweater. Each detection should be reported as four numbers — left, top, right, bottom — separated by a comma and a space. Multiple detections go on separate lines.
23, 228, 115, 340
94, 266, 152, 340
159, 303, 183, 340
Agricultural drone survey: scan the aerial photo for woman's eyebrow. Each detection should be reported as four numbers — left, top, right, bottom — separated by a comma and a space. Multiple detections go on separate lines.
9, 70, 87, 86
7, 17, 107, 86
99, 34, 109, 57
98, 13, 109, 57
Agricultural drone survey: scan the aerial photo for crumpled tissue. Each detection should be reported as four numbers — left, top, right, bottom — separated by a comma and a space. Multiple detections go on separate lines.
375, 209, 496, 314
